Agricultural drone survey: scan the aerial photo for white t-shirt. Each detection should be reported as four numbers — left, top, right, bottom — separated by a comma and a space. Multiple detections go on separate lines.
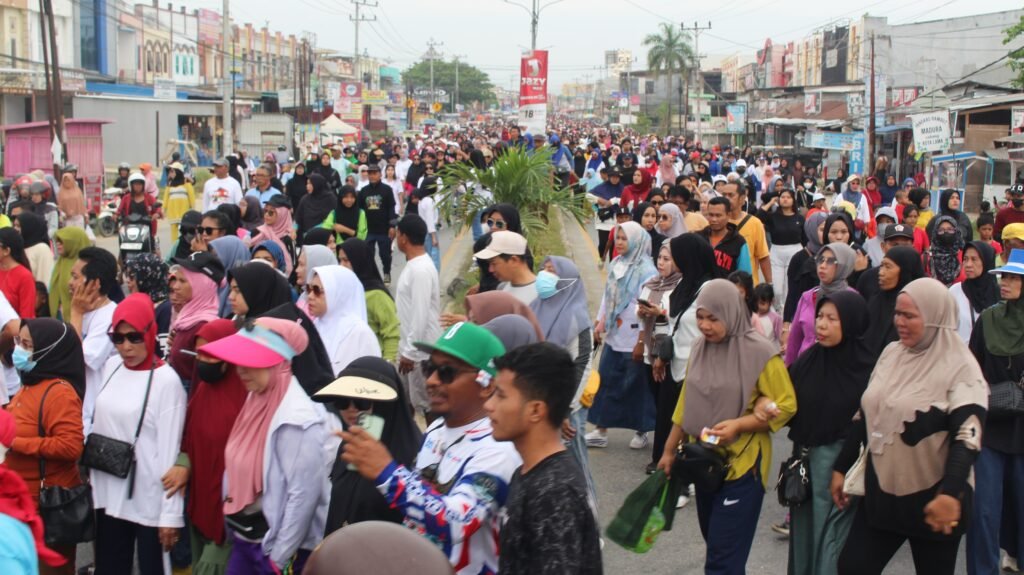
0, 292, 18, 403
81, 300, 118, 433
499, 281, 538, 306
396, 254, 441, 362
202, 176, 244, 211
418, 196, 438, 233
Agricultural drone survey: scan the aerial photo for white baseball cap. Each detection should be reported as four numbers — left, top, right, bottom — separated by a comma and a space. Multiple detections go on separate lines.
474, 231, 528, 260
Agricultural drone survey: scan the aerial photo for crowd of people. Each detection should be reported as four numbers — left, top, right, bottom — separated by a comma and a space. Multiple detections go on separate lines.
0, 120, 1021, 575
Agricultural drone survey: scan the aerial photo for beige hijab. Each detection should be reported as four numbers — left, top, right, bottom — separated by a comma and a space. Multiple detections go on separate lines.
860, 278, 987, 457
57, 173, 86, 217
682, 279, 778, 437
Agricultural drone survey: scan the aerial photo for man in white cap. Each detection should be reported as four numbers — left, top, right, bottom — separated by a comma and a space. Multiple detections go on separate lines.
474, 231, 537, 305
202, 158, 243, 211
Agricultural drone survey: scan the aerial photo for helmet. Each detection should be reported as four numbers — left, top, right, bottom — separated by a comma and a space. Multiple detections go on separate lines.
29, 181, 51, 196
118, 162, 131, 171
14, 175, 34, 189
62, 163, 78, 173
127, 172, 146, 185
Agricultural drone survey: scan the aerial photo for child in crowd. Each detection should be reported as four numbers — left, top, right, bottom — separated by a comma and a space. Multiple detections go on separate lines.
754, 283, 783, 347
976, 211, 1003, 257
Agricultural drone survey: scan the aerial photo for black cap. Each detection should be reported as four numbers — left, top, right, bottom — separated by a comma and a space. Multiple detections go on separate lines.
1011, 183, 1024, 195
265, 194, 293, 209
173, 252, 225, 285
365, 163, 381, 172
883, 223, 915, 241
608, 168, 622, 177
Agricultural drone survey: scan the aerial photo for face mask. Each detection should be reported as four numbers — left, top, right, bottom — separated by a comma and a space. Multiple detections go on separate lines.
877, 223, 891, 237
536, 270, 561, 299
936, 232, 957, 247
12, 346, 36, 373
736, 166, 746, 175
196, 360, 227, 383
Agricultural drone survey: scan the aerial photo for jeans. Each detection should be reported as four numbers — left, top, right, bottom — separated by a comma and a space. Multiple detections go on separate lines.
968, 446, 1024, 575
565, 407, 598, 509
365, 232, 393, 275
695, 467, 765, 575
425, 235, 441, 271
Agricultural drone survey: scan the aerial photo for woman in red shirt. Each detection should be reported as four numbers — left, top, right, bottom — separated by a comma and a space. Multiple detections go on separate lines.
0, 228, 36, 318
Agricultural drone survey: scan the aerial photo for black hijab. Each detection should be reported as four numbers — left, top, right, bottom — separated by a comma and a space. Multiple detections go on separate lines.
822, 212, 855, 246
296, 173, 338, 241
228, 262, 293, 319
864, 246, 925, 357
668, 233, 715, 317
334, 186, 362, 238
260, 302, 335, 397
405, 157, 427, 187
175, 210, 203, 258
303, 227, 334, 248
324, 357, 423, 532
16, 212, 48, 249
961, 241, 999, 314
19, 318, 85, 399
787, 290, 873, 447
285, 163, 309, 208
338, 238, 390, 297
240, 196, 263, 232
216, 203, 242, 236
469, 149, 487, 170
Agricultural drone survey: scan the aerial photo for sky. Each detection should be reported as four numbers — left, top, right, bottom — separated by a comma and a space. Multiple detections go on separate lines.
173, 0, 1023, 91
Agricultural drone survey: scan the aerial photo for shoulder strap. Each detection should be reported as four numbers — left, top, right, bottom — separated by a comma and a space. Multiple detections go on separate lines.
131, 367, 157, 448
37, 380, 69, 487
736, 214, 753, 233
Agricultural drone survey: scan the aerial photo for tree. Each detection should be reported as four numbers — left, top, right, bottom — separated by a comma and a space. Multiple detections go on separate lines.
1004, 15, 1024, 89
643, 22, 693, 136
401, 59, 496, 110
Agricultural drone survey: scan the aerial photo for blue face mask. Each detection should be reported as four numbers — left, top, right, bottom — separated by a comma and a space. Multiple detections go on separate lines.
12, 346, 36, 373
536, 270, 560, 300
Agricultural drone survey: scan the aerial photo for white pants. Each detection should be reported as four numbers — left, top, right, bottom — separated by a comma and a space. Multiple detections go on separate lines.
770, 243, 803, 312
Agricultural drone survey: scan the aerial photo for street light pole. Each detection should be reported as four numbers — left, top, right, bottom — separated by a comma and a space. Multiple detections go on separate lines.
222, 0, 232, 155
681, 21, 711, 142
504, 0, 564, 52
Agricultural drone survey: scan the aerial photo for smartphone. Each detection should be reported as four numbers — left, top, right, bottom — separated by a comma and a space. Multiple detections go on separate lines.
637, 298, 652, 308
348, 412, 386, 471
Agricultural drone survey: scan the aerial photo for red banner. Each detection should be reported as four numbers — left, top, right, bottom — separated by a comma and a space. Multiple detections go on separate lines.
519, 50, 548, 106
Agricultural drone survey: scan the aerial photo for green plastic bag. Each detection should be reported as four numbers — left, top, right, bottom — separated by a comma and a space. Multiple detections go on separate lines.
606, 470, 675, 553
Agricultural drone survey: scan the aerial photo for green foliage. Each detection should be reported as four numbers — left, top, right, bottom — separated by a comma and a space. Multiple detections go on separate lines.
435, 146, 588, 240
401, 60, 496, 109
643, 22, 693, 136
1004, 15, 1024, 89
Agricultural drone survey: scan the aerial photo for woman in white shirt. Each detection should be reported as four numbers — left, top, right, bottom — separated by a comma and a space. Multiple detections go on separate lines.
414, 179, 441, 271
949, 241, 1000, 343
306, 265, 381, 376
88, 293, 186, 575
383, 165, 405, 216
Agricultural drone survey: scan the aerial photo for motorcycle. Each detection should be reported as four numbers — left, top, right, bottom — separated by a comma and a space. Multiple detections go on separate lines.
94, 187, 123, 237
117, 202, 161, 269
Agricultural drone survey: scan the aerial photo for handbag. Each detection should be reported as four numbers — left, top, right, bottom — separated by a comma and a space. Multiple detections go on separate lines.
36, 381, 95, 545
988, 377, 1024, 420
843, 446, 867, 497
674, 432, 756, 494
225, 503, 270, 542
80, 365, 154, 499
776, 446, 812, 507
606, 470, 680, 553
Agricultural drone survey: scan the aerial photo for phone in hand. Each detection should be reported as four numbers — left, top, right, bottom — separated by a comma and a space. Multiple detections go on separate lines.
637, 298, 652, 308
348, 412, 386, 471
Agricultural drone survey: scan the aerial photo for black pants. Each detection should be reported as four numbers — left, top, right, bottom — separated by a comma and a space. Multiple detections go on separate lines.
94, 508, 164, 575
597, 229, 611, 261
646, 363, 681, 466
838, 504, 961, 575
366, 232, 393, 275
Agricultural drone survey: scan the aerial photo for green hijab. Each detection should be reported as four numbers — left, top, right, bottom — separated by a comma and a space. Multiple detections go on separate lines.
49, 227, 90, 318
981, 282, 1024, 357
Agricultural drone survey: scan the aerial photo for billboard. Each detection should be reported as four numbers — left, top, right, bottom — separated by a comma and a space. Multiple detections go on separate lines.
519, 50, 548, 136
910, 111, 951, 153
725, 104, 746, 134
821, 26, 848, 86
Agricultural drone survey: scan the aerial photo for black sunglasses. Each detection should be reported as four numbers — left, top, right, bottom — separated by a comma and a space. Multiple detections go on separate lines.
108, 331, 145, 345
650, 200, 665, 206
198, 226, 222, 236
335, 397, 372, 411
485, 219, 507, 230
304, 284, 324, 297
421, 360, 473, 384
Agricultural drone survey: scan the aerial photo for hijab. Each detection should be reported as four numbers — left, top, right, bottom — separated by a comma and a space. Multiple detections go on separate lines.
981, 269, 1024, 357
297, 173, 338, 239
842, 178, 863, 207
221, 318, 309, 515
657, 202, 687, 239
111, 293, 163, 371
253, 241, 287, 273
251, 204, 294, 275
49, 227, 90, 318
303, 228, 333, 248
16, 212, 48, 249
530, 256, 591, 349
125, 253, 170, 303
302, 245, 337, 285
338, 239, 389, 296
623, 170, 653, 207
822, 212, 855, 246
658, 155, 678, 186
172, 268, 220, 332
183, 319, 248, 545
961, 241, 999, 315
18, 318, 85, 397
864, 246, 926, 357
173, 211, 203, 259
668, 233, 715, 317
603, 221, 657, 335
482, 315, 541, 351
57, 173, 86, 218
681, 279, 778, 438
285, 163, 309, 207
240, 196, 263, 232
786, 291, 873, 447
334, 186, 362, 237
325, 357, 422, 530
632, 202, 665, 258
586, 150, 604, 172
929, 215, 965, 286
817, 242, 857, 296
228, 262, 292, 319
211, 236, 250, 273
312, 265, 369, 368
260, 302, 336, 396
803, 211, 829, 255
861, 278, 986, 456
466, 291, 544, 342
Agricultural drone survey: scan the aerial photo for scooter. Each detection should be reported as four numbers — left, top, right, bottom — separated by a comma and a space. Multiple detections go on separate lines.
117, 201, 161, 268
94, 187, 123, 237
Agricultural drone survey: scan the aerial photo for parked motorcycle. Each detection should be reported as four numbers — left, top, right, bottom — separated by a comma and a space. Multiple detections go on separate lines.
94, 187, 123, 237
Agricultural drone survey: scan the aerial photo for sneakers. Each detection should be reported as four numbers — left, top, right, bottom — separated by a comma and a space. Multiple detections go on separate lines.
771, 517, 791, 538
645, 462, 657, 475
1003, 554, 1021, 573
676, 495, 690, 509
584, 429, 608, 448
383, 273, 391, 284
629, 432, 649, 450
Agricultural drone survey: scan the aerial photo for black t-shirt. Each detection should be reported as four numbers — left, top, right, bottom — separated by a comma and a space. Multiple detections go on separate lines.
760, 210, 805, 246
499, 451, 602, 575
357, 182, 397, 235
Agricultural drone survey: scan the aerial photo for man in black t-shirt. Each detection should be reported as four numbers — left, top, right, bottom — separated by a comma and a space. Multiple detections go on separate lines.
357, 164, 397, 282
484, 343, 602, 575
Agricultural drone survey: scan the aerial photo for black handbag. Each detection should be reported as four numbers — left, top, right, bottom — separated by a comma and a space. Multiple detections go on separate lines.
776, 446, 812, 507
36, 381, 95, 545
988, 377, 1024, 420
225, 505, 270, 541
673, 442, 728, 493
80, 365, 154, 499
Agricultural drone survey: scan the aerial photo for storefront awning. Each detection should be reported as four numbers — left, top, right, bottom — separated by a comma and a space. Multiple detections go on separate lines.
752, 117, 845, 128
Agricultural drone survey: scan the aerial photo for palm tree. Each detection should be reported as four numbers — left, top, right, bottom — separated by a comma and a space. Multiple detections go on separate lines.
643, 22, 694, 136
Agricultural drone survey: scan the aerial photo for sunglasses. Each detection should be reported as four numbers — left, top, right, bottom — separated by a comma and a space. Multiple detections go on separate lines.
108, 331, 146, 345
422, 360, 474, 384
304, 284, 324, 297
650, 200, 665, 206
335, 397, 372, 411
486, 219, 507, 230
265, 208, 277, 216
659, 214, 671, 221
198, 226, 222, 236
816, 256, 839, 266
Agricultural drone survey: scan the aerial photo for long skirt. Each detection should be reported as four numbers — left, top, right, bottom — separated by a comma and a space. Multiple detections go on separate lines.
788, 440, 856, 575
587, 348, 655, 432
771, 243, 804, 313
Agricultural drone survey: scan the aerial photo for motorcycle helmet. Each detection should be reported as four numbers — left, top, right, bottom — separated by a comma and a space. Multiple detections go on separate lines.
29, 181, 50, 200
127, 172, 146, 189
118, 162, 131, 172
14, 175, 35, 190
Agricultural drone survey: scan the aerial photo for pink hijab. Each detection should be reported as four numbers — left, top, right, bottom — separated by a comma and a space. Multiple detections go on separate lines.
250, 208, 294, 275
172, 268, 220, 332
221, 318, 309, 515
658, 155, 677, 185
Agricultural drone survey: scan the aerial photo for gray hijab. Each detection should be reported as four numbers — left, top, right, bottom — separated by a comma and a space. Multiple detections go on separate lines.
529, 256, 591, 348
817, 242, 857, 296
482, 315, 540, 351
303, 245, 337, 285
804, 212, 829, 255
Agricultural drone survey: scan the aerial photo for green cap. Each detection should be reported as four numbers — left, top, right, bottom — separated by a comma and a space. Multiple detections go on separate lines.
414, 322, 507, 376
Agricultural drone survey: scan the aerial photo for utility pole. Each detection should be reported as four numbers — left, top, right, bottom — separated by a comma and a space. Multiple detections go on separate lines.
868, 31, 876, 177
503, 0, 564, 52
40, 0, 66, 168
351, 0, 377, 85
425, 38, 443, 115
680, 21, 711, 141
37, 0, 57, 172
452, 54, 466, 113
221, 0, 232, 155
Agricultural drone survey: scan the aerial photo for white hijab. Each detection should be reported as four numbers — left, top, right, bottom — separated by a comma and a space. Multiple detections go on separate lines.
311, 265, 375, 372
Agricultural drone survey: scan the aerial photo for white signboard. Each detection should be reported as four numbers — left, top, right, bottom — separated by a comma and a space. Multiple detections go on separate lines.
910, 111, 951, 154
154, 78, 176, 100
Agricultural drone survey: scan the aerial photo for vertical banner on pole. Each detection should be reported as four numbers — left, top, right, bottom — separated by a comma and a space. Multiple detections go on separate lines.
519, 50, 548, 136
